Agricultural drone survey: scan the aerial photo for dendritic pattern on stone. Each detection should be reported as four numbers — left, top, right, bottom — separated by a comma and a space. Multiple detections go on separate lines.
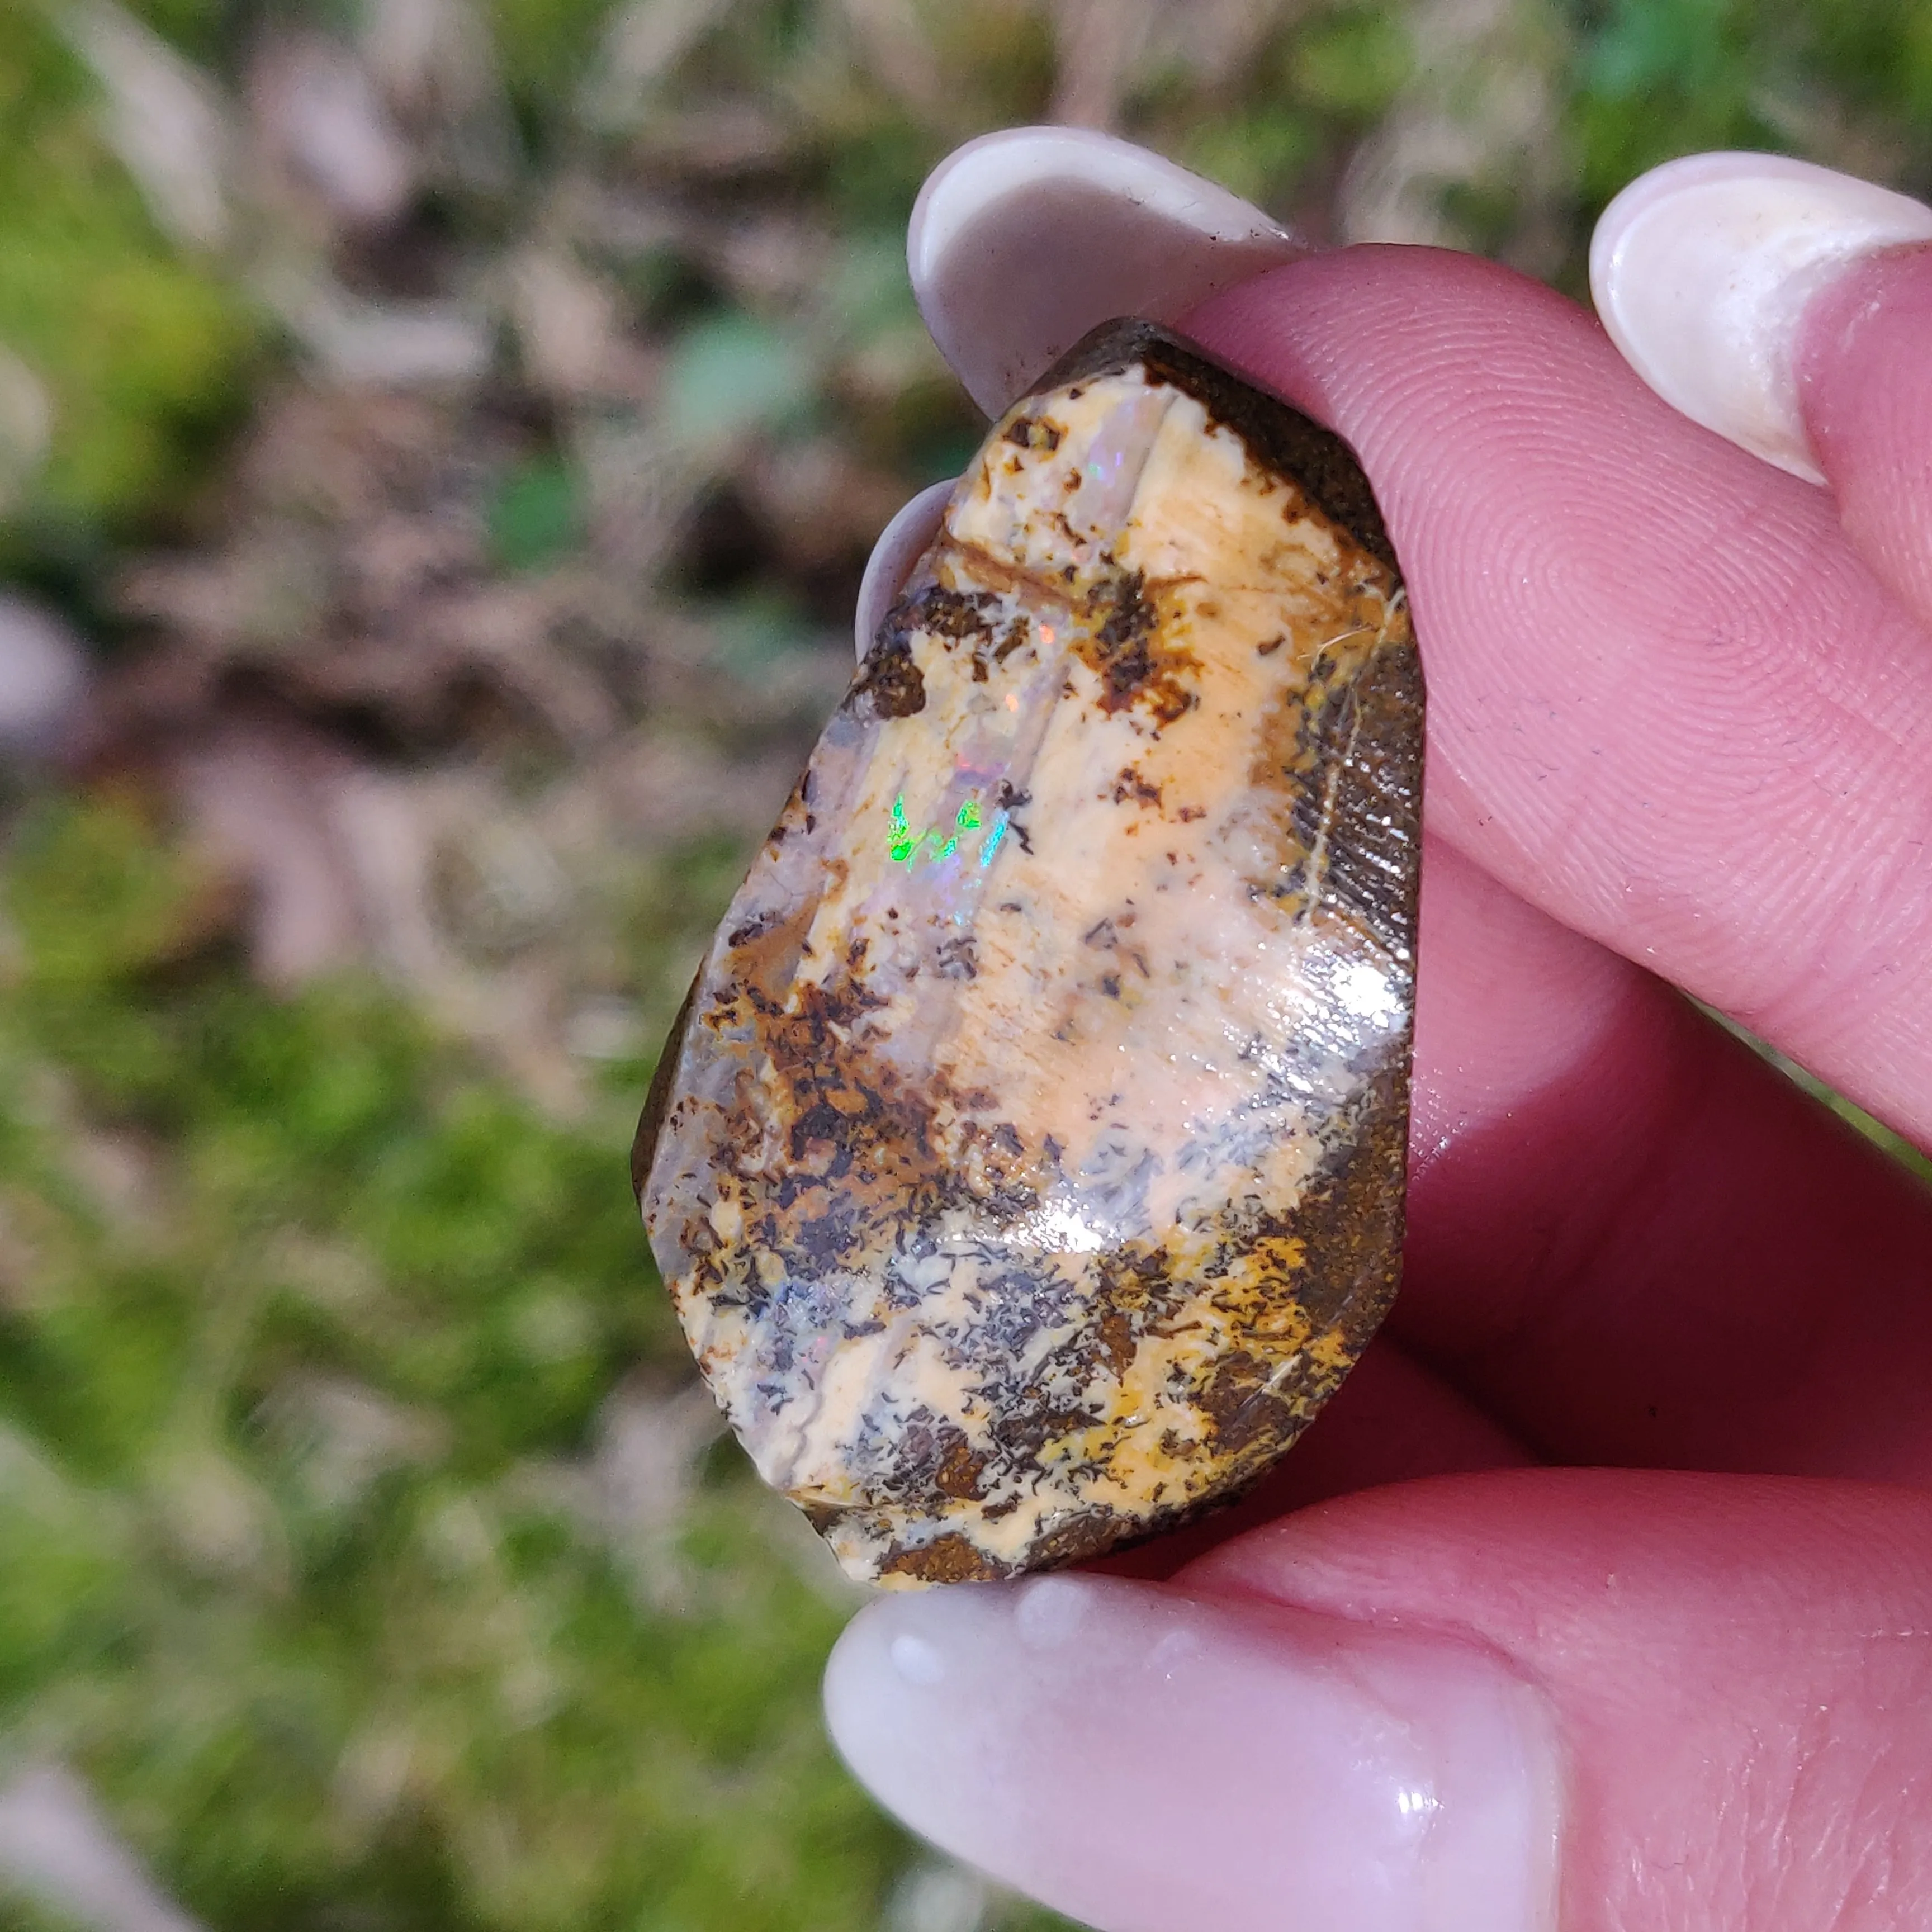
636, 320, 1423, 1588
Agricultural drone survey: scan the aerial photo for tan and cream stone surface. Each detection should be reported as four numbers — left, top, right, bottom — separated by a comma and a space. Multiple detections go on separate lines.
634, 320, 1422, 1587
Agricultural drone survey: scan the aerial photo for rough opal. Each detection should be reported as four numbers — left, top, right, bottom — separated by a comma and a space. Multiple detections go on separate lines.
635, 320, 1422, 1587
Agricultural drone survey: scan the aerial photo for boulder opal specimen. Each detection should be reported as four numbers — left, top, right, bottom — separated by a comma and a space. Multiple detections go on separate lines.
635, 320, 1422, 1587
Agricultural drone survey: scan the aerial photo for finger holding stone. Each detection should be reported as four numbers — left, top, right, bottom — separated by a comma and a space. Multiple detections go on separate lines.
1184, 245, 1932, 1152
902, 139, 1932, 1151
828, 1560, 1566, 1932
1187, 1472, 1932, 1932
1125, 833, 1932, 1530
1398, 840, 1932, 1484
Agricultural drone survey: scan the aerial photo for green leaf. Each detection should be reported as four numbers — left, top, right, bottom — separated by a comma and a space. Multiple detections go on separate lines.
487, 457, 586, 574
662, 312, 816, 448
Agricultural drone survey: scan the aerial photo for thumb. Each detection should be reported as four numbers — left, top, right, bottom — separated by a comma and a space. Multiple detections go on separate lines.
824, 1470, 1932, 1932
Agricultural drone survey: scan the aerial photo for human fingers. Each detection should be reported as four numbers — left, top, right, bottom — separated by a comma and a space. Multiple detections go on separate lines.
867, 138, 1932, 1478
1183, 247, 1932, 1149
1588, 153, 1932, 628
826, 1471, 1932, 1932
1400, 839, 1932, 1483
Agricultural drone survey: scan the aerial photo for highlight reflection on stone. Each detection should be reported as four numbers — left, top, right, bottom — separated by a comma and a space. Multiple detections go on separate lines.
636, 321, 1422, 1587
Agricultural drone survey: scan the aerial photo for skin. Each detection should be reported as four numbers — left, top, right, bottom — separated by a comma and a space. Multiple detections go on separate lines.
1066, 240, 1932, 1926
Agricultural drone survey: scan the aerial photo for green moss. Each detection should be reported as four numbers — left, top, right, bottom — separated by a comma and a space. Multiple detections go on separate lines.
0, 1893, 100, 1932
1179, 109, 1315, 210
119, 0, 235, 68
1162, 6, 1415, 216
1290, 7, 1415, 119
1812, 0, 1932, 130
1569, 0, 1932, 216
0, 798, 922, 1930
488, 457, 588, 575
485, 0, 617, 124
0, 10, 256, 537
1571, 0, 1774, 206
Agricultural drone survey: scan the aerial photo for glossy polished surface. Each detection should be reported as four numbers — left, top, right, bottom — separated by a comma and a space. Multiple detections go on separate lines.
637, 322, 1422, 1585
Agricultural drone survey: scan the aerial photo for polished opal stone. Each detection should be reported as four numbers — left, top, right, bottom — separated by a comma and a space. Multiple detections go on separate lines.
635, 320, 1422, 1587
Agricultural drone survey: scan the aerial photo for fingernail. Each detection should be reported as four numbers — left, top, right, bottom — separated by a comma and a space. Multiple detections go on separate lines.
910, 127, 1303, 417
1590, 151, 1932, 482
825, 1575, 1563, 1932
855, 477, 954, 660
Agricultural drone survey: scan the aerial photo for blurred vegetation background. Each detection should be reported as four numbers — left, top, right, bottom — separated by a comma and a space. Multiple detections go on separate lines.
0, 1, 1927, 1928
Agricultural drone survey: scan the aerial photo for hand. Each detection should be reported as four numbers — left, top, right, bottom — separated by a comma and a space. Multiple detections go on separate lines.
822, 134, 1932, 1932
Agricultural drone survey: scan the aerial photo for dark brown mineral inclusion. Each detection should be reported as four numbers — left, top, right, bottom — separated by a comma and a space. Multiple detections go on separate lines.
635, 320, 1423, 1587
